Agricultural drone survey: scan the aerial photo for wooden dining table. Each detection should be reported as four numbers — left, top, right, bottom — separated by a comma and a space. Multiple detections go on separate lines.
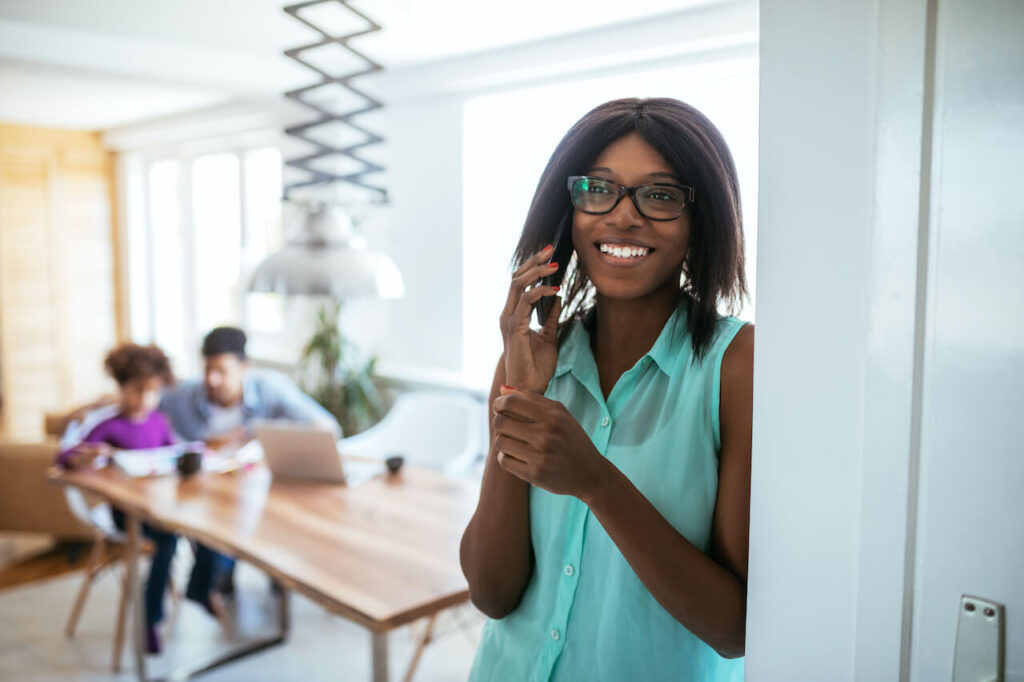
49, 459, 480, 682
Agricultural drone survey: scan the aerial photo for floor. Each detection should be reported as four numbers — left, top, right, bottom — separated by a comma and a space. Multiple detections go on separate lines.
0, 535, 483, 681
0, 539, 121, 591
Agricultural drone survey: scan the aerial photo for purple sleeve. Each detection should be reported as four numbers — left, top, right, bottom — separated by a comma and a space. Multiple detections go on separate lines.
55, 420, 112, 469
156, 412, 176, 446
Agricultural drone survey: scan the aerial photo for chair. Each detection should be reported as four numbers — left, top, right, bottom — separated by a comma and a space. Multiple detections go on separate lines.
62, 486, 179, 671
339, 390, 488, 478
339, 390, 487, 681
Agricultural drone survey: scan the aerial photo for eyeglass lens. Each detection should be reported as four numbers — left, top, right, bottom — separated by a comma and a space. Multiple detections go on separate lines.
570, 177, 687, 220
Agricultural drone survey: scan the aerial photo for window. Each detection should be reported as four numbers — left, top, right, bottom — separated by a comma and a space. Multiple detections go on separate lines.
461, 58, 759, 387
127, 147, 284, 376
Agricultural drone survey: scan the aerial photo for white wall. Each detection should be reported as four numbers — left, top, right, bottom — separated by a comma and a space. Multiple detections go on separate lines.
343, 97, 466, 376
749, 0, 889, 678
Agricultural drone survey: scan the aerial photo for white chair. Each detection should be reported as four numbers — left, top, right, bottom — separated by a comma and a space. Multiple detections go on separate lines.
63, 486, 179, 671
339, 390, 487, 681
339, 390, 488, 478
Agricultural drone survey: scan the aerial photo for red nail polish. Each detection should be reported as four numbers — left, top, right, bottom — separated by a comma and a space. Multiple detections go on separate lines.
543, 243, 553, 252
548, 262, 559, 268
553, 286, 560, 291
500, 384, 516, 391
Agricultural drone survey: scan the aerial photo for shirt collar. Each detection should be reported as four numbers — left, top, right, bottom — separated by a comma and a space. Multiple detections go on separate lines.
192, 373, 261, 417
554, 320, 587, 379
645, 306, 686, 375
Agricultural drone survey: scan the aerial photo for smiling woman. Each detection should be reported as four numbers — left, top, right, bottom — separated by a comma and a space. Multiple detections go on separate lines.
460, 98, 753, 681
460, 60, 758, 387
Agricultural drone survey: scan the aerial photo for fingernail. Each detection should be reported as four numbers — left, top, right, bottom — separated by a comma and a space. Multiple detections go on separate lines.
552, 286, 560, 292
543, 244, 553, 252
548, 262, 558, 268
499, 384, 517, 395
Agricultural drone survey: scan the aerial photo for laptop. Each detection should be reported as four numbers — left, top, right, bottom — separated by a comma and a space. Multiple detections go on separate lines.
252, 421, 348, 484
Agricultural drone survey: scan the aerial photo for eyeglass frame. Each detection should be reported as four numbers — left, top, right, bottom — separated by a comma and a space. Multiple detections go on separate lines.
566, 175, 696, 221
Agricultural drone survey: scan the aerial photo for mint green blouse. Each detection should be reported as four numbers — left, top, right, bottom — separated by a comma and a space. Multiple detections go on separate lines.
470, 308, 746, 682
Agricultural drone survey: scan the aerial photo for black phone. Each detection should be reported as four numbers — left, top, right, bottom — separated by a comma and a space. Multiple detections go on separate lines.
534, 213, 572, 328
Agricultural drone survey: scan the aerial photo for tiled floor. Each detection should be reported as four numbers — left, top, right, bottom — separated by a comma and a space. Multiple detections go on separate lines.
0, 538, 482, 681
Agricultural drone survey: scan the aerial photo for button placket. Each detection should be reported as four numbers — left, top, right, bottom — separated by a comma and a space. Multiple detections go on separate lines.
544, 499, 588, 668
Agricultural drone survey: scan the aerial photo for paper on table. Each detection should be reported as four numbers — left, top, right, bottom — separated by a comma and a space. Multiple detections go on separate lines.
111, 442, 204, 477
202, 439, 265, 473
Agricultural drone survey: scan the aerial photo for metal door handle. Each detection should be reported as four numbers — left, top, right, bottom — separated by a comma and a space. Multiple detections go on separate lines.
952, 595, 1004, 682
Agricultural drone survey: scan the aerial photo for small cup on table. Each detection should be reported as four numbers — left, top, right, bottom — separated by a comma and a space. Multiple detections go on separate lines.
385, 455, 405, 476
177, 450, 202, 478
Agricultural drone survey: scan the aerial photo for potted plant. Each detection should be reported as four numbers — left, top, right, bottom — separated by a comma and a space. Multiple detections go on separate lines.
297, 299, 384, 436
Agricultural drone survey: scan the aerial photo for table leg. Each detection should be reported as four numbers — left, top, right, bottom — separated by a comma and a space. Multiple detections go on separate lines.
372, 630, 389, 682
279, 585, 291, 636
159, 584, 291, 681
126, 513, 148, 682
402, 612, 439, 682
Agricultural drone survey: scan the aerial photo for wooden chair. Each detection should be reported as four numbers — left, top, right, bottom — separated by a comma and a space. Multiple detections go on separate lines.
62, 486, 179, 671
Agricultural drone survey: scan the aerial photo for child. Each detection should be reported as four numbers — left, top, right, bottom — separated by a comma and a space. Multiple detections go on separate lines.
57, 342, 178, 654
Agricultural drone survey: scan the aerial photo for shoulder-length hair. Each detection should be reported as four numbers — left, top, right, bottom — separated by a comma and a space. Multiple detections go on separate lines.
512, 97, 747, 360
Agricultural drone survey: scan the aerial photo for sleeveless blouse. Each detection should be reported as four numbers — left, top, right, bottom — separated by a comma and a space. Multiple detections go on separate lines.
470, 308, 747, 682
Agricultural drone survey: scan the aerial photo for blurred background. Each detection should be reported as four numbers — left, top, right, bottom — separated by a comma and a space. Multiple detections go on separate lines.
0, 0, 759, 440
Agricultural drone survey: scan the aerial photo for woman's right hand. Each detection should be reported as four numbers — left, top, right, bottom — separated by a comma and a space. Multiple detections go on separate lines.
500, 244, 563, 393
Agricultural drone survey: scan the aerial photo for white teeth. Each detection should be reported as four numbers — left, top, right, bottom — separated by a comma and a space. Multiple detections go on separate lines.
599, 243, 649, 259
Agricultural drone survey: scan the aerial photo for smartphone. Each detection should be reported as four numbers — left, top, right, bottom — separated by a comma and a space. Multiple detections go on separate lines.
534, 213, 572, 328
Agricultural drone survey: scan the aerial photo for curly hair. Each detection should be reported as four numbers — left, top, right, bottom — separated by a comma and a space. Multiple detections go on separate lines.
513, 97, 747, 360
103, 343, 175, 387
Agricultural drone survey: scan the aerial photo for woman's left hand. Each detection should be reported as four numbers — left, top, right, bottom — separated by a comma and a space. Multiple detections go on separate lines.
491, 387, 609, 500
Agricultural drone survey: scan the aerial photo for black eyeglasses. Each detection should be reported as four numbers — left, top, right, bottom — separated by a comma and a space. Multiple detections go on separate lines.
567, 175, 695, 221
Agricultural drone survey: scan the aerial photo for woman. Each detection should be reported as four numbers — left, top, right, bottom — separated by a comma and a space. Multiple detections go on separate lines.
460, 98, 753, 681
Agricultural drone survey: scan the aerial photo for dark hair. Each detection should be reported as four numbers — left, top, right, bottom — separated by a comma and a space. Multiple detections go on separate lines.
104, 343, 175, 387
514, 97, 747, 360
201, 327, 247, 360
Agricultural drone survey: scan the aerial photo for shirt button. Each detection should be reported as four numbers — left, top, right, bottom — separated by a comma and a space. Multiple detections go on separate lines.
563, 564, 574, 577
600, 416, 610, 427
551, 628, 561, 641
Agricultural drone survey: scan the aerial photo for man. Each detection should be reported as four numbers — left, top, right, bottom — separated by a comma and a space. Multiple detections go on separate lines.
160, 326, 340, 443
158, 326, 340, 606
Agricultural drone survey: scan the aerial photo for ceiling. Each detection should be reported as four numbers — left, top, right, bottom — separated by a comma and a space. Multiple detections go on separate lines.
0, 0, 714, 130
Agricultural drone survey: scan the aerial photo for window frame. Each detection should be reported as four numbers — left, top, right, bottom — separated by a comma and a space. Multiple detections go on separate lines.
124, 131, 284, 377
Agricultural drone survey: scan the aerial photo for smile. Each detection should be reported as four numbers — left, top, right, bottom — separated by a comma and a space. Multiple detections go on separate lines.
597, 242, 652, 259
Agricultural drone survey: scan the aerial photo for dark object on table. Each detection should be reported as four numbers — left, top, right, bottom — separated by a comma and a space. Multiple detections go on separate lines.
178, 451, 202, 477
385, 455, 404, 475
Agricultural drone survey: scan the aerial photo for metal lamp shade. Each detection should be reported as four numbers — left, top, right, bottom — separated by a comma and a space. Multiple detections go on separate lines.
248, 204, 404, 299
249, 246, 404, 298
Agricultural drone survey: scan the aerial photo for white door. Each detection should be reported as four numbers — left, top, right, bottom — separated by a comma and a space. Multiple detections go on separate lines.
749, 0, 1023, 680
908, 0, 1023, 679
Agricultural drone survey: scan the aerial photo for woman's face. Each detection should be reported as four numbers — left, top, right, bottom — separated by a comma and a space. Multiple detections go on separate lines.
119, 375, 163, 420
571, 132, 691, 305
